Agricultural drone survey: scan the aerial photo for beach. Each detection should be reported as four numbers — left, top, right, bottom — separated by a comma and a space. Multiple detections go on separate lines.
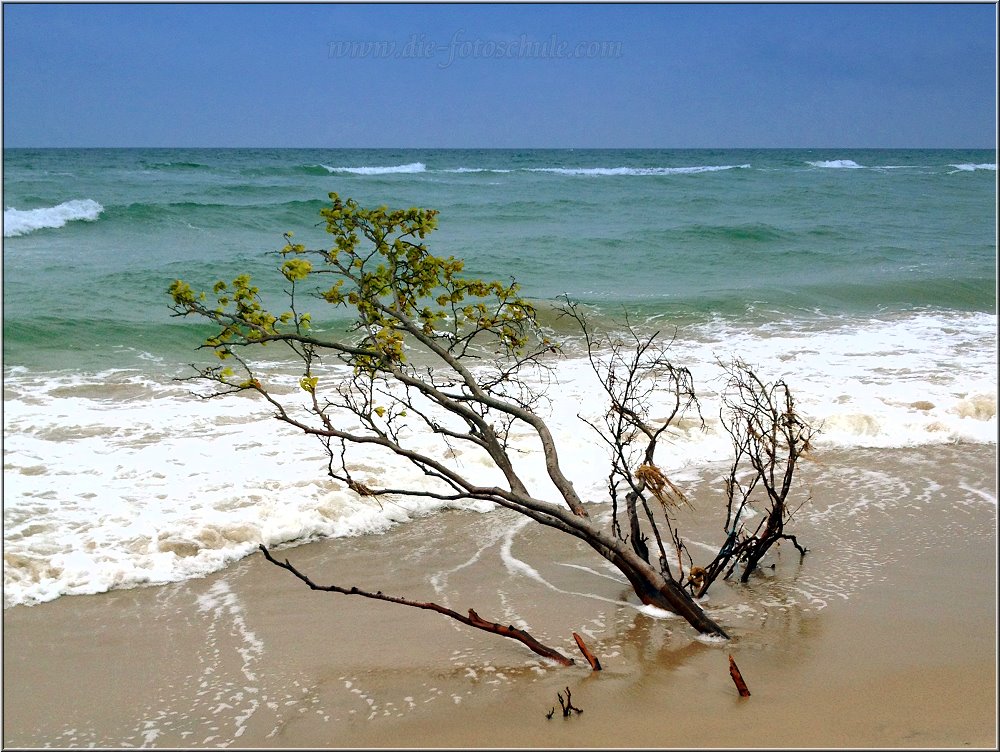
4, 443, 995, 748
3, 0, 997, 741
3, 147, 996, 747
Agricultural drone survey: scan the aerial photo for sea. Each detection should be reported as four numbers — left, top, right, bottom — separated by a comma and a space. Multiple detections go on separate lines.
3, 148, 997, 610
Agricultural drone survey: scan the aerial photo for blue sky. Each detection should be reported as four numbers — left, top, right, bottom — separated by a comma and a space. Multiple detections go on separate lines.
2, 2, 996, 147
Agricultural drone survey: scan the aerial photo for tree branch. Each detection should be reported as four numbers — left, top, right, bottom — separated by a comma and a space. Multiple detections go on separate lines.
258, 545, 575, 666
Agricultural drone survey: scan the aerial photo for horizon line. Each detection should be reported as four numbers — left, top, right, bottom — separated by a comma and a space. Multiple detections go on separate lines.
4, 144, 996, 151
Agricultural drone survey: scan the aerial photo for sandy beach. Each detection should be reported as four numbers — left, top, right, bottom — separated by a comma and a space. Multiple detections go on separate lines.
3, 443, 996, 748
4, 2, 996, 748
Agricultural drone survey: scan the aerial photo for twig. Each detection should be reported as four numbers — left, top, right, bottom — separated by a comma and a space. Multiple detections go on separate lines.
556, 686, 583, 717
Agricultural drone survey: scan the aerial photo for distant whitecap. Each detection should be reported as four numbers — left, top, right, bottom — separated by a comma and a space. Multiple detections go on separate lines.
806, 160, 865, 169
526, 164, 751, 176
318, 162, 426, 175
948, 163, 996, 173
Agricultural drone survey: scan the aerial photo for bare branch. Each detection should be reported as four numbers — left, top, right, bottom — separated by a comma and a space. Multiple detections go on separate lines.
258, 545, 575, 666
696, 357, 817, 593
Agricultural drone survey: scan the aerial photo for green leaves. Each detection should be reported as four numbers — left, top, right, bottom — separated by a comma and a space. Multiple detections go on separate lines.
281, 257, 312, 282
168, 192, 542, 376
322, 279, 346, 305
168, 279, 197, 306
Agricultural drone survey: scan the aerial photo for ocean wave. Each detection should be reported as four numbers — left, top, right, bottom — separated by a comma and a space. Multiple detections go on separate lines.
526, 164, 751, 176
675, 222, 788, 243
311, 163, 750, 177
948, 163, 996, 173
312, 164, 751, 177
318, 162, 427, 175
1, 367, 502, 607
3, 308, 996, 607
298, 164, 338, 176
3, 199, 104, 237
440, 167, 515, 173
682, 310, 998, 448
115, 197, 327, 214
806, 160, 865, 169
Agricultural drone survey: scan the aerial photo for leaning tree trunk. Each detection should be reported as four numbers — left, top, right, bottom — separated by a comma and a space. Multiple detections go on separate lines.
584, 536, 729, 638
165, 194, 820, 659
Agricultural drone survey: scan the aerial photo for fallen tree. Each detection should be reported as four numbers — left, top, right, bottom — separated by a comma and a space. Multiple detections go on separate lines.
169, 193, 816, 656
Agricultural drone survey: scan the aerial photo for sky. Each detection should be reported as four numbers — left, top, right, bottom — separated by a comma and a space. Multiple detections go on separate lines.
2, 2, 996, 148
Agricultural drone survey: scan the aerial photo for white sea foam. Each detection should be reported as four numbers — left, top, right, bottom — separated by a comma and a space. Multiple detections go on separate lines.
2, 310, 996, 608
806, 160, 865, 169
291, 160, 995, 177
2, 370, 490, 608
527, 164, 751, 176
441, 167, 514, 173
947, 163, 997, 173
636, 603, 679, 619
319, 162, 426, 175
316, 164, 750, 176
3, 199, 104, 237
672, 310, 998, 449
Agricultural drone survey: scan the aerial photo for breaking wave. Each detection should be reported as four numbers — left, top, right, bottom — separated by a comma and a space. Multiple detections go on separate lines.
526, 164, 751, 176
948, 163, 996, 173
318, 162, 427, 175
806, 160, 865, 169
4, 199, 104, 237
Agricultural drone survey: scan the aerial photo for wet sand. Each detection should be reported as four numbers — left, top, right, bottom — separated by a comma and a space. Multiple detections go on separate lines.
3, 444, 997, 748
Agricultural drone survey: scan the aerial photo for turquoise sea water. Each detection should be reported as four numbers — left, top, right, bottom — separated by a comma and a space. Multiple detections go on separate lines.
3, 148, 997, 606
4, 148, 995, 369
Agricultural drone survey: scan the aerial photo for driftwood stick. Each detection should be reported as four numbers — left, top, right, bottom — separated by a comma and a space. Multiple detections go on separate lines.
728, 654, 751, 697
572, 632, 603, 671
258, 545, 575, 666
558, 686, 583, 715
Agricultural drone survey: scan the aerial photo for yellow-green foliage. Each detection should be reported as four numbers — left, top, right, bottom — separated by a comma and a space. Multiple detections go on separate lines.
281, 257, 312, 282
169, 193, 537, 373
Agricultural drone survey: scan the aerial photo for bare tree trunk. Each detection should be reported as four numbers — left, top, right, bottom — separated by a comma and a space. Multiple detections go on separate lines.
587, 541, 729, 638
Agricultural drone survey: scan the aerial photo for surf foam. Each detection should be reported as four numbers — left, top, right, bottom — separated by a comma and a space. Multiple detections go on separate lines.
3, 310, 995, 608
4, 199, 104, 237
948, 163, 997, 173
527, 164, 751, 176
318, 162, 426, 175
806, 160, 865, 169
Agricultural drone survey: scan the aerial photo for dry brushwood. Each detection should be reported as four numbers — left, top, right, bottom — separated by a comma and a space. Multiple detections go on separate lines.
556, 687, 583, 717
635, 463, 692, 510
692, 357, 818, 597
